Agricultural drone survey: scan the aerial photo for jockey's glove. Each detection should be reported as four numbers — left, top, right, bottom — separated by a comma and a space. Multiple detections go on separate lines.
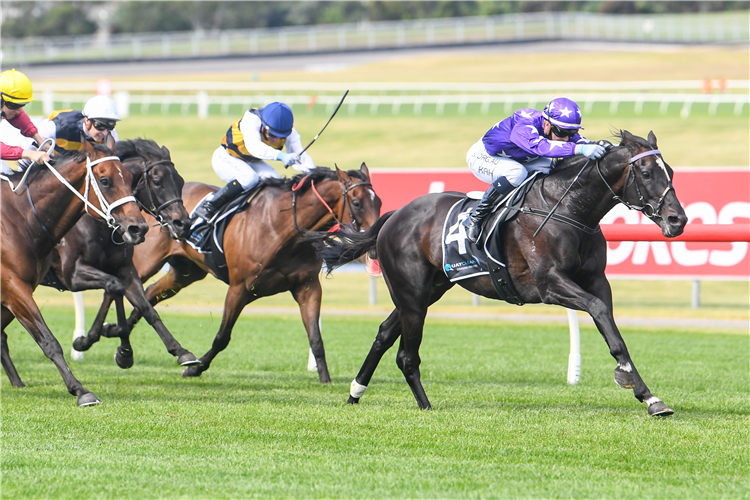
575, 143, 607, 159
277, 151, 300, 167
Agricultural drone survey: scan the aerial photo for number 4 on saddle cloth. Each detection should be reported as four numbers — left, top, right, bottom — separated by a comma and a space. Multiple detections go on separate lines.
187, 184, 263, 283
441, 172, 540, 305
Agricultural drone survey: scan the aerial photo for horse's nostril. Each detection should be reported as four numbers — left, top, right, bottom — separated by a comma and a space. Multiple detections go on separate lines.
128, 224, 148, 237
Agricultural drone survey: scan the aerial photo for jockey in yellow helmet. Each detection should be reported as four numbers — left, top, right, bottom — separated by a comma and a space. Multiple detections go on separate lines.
0, 69, 50, 174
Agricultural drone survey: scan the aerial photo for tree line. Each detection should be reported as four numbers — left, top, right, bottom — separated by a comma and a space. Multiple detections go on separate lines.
2, 1, 747, 39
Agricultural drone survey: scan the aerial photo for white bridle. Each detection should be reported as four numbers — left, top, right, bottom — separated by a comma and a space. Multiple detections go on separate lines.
44, 155, 137, 229
1, 145, 137, 230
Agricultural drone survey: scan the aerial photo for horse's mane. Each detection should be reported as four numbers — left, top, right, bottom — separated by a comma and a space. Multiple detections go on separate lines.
116, 138, 170, 162
263, 167, 366, 194
554, 130, 645, 174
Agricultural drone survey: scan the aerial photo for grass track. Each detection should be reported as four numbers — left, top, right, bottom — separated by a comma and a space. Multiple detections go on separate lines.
2, 309, 748, 499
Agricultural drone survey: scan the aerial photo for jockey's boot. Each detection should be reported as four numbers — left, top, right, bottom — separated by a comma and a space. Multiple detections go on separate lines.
463, 176, 515, 244
192, 180, 244, 222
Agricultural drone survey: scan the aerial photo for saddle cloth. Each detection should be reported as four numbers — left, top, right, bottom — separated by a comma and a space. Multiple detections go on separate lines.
441, 173, 539, 305
186, 184, 263, 284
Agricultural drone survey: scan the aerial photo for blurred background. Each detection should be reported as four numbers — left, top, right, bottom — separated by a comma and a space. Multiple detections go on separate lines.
1, 0, 748, 318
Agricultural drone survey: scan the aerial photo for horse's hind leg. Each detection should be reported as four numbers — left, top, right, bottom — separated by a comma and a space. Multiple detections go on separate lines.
121, 273, 200, 367
348, 309, 402, 404
290, 276, 330, 383
1, 308, 24, 387
182, 284, 249, 378
72, 292, 113, 352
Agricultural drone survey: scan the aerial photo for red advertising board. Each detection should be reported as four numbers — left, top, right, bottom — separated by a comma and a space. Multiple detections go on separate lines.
369, 168, 750, 280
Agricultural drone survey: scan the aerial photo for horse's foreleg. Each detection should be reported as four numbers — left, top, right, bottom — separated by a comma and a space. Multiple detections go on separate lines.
348, 309, 402, 404
131, 259, 207, 331
110, 295, 134, 369
290, 278, 330, 383
542, 274, 672, 416
3, 280, 99, 406
72, 292, 113, 352
1, 308, 24, 387
182, 284, 248, 378
122, 274, 200, 367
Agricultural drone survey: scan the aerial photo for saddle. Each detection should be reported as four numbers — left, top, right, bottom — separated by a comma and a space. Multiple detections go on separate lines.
442, 173, 540, 305
186, 183, 264, 284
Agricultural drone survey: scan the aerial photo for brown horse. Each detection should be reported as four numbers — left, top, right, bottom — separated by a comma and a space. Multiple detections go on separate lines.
314, 131, 688, 416
1, 137, 148, 406
43, 138, 199, 369
102, 164, 381, 382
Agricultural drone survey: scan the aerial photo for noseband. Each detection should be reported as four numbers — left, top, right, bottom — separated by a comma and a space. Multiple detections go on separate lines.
291, 175, 372, 233
597, 149, 673, 222
133, 158, 183, 227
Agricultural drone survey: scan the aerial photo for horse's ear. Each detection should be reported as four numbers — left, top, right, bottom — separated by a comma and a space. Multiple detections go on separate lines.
105, 132, 116, 153
81, 133, 95, 157
620, 129, 634, 146
161, 145, 171, 159
360, 162, 370, 179
647, 131, 658, 149
336, 164, 349, 182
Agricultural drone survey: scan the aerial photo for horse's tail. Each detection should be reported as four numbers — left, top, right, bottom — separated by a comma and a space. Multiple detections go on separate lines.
304, 211, 395, 275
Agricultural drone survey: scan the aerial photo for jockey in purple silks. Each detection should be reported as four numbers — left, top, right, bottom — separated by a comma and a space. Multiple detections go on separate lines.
463, 97, 606, 243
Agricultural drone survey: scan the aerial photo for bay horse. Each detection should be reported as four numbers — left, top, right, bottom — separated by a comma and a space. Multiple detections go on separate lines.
1, 137, 148, 406
44, 138, 200, 369
101, 164, 381, 382
315, 131, 688, 416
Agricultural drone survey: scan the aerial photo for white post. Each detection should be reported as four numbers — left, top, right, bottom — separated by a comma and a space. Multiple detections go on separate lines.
43, 89, 54, 116
566, 308, 581, 384
71, 292, 86, 361
197, 91, 209, 119
692, 280, 700, 309
369, 276, 377, 305
114, 91, 130, 118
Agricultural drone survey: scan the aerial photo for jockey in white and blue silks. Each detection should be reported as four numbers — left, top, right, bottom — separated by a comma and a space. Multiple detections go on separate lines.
193, 101, 316, 221
462, 97, 606, 243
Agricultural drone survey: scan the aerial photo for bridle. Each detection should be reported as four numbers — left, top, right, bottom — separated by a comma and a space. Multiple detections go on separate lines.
291, 174, 372, 234
133, 158, 183, 228
596, 148, 673, 222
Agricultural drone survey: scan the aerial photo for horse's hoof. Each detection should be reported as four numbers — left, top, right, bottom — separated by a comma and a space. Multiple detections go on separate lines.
347, 396, 360, 404
77, 392, 101, 407
614, 367, 635, 388
182, 365, 202, 377
114, 347, 134, 369
648, 401, 675, 417
178, 353, 201, 366
11, 379, 25, 388
72, 337, 89, 352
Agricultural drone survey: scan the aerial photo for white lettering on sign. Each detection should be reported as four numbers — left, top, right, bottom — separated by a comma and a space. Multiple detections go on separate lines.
603, 202, 750, 268
429, 182, 445, 193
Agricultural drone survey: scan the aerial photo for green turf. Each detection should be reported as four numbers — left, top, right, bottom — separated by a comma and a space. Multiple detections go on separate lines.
2, 308, 747, 499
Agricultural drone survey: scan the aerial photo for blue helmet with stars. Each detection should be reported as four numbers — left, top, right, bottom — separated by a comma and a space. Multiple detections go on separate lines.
542, 97, 583, 130
260, 102, 294, 138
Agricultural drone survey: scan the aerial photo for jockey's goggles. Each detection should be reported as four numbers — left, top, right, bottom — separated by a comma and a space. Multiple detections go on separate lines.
91, 119, 116, 131
2, 100, 26, 110
550, 125, 578, 139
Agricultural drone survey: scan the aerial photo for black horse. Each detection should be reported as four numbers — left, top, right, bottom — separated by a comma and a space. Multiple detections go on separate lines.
315, 131, 688, 416
44, 138, 199, 368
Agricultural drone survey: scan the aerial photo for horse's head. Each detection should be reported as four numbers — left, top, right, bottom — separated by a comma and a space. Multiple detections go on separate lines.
611, 130, 688, 238
83, 136, 148, 244
117, 139, 190, 240
336, 162, 382, 231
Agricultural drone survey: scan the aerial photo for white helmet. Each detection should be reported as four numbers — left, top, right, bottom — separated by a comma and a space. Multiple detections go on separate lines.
83, 95, 121, 122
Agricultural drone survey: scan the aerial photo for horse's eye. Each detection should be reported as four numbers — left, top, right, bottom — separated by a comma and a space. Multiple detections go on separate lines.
152, 177, 162, 187
352, 199, 363, 210
99, 177, 110, 187
641, 168, 651, 180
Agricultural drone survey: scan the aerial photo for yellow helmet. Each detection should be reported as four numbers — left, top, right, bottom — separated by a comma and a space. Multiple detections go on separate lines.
0, 69, 35, 104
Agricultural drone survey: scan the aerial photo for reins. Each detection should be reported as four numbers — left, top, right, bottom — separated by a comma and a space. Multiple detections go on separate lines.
290, 173, 371, 234
134, 158, 182, 227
